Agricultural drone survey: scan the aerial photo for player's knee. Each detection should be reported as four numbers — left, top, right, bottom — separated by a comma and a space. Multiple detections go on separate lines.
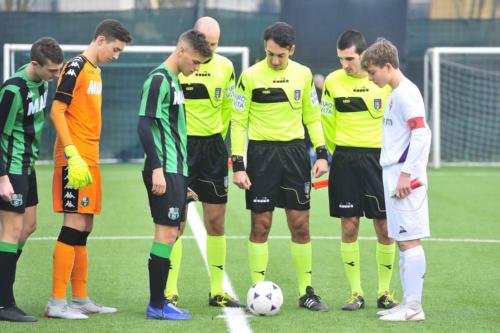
291, 224, 310, 242
250, 223, 271, 241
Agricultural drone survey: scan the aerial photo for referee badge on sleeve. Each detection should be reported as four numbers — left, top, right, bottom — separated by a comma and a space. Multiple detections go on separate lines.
215, 87, 222, 99
294, 89, 302, 101
374, 98, 382, 110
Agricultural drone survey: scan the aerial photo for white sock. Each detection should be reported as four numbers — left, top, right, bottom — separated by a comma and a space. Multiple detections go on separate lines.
399, 250, 406, 298
402, 245, 426, 304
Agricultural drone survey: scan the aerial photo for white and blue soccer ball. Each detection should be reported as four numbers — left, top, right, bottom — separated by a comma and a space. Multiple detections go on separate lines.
246, 281, 283, 316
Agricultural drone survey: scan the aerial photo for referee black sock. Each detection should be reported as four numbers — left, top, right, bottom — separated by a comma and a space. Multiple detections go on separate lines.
148, 253, 170, 308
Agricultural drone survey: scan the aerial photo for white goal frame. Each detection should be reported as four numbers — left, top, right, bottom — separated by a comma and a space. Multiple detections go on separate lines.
424, 47, 500, 168
3, 43, 250, 82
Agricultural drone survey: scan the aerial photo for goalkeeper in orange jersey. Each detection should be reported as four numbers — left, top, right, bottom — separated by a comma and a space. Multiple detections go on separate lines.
44, 19, 131, 320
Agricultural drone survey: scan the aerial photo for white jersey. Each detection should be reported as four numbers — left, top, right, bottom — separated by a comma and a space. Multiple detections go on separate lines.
380, 78, 430, 170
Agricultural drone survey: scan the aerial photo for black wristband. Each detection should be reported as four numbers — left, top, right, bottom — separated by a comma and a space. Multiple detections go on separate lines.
315, 145, 328, 160
231, 155, 245, 172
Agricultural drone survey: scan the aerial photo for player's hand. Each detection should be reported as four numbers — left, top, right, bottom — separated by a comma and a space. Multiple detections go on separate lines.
395, 172, 412, 199
64, 145, 93, 189
151, 167, 166, 195
186, 187, 199, 204
312, 158, 329, 178
233, 170, 252, 190
0, 175, 14, 203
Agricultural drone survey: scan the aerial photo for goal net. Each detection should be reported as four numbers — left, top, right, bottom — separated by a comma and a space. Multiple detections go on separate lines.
424, 47, 500, 167
3, 44, 250, 162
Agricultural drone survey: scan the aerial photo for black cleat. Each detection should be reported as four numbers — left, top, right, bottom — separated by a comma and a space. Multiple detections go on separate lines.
209, 293, 245, 308
0, 305, 38, 322
298, 286, 329, 312
341, 293, 365, 311
377, 291, 399, 309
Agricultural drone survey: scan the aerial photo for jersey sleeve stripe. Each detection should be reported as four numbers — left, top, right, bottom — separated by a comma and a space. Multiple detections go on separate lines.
145, 75, 164, 118
54, 57, 85, 105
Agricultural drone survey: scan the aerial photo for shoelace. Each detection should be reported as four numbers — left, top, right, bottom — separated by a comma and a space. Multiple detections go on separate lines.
346, 294, 360, 304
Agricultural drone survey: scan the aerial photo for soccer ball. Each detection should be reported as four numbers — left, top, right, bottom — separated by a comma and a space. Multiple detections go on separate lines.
246, 281, 283, 316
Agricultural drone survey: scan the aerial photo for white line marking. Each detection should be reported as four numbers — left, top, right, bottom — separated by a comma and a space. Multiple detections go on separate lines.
186, 204, 252, 333
29, 235, 500, 244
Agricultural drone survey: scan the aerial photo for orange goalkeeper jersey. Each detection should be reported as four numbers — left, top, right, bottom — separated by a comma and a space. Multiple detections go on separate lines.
53, 55, 102, 167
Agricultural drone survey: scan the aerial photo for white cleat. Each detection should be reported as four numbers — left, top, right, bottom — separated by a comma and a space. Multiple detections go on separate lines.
70, 298, 118, 315
379, 302, 425, 322
44, 303, 88, 320
377, 302, 406, 316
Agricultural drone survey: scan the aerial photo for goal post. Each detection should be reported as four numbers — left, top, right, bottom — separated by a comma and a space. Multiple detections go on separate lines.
3, 43, 250, 162
424, 47, 500, 168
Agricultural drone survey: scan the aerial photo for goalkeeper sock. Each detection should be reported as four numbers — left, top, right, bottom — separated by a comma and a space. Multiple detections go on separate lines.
248, 241, 268, 283
341, 241, 363, 296
290, 241, 312, 296
149, 242, 172, 308
0, 242, 18, 307
207, 235, 226, 296
71, 231, 90, 298
165, 237, 182, 296
52, 227, 80, 299
376, 242, 396, 295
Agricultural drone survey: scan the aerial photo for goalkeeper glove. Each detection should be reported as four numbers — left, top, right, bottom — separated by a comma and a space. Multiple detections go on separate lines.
64, 144, 93, 189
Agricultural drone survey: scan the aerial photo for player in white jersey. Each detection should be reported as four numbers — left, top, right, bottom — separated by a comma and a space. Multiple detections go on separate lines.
361, 38, 431, 322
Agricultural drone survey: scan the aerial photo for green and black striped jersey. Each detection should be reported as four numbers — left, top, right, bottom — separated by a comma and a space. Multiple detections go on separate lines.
179, 53, 235, 138
231, 59, 325, 156
320, 69, 391, 152
138, 63, 187, 176
0, 64, 48, 175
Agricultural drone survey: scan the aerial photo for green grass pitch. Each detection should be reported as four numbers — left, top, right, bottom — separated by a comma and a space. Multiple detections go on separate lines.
1, 164, 499, 332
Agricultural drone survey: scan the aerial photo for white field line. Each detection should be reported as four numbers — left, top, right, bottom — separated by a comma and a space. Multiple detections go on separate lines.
30, 235, 500, 244
186, 203, 252, 333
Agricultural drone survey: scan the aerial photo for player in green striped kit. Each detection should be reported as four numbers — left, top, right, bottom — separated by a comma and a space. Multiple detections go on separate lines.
165, 17, 244, 308
231, 22, 329, 311
0, 37, 63, 322
138, 29, 212, 320
320, 30, 398, 311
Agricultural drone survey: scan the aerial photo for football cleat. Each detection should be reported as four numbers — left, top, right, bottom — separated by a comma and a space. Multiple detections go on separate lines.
298, 286, 329, 312
70, 297, 117, 314
377, 291, 399, 309
379, 301, 425, 321
0, 305, 38, 322
44, 302, 88, 320
146, 301, 192, 320
341, 292, 365, 311
209, 292, 245, 308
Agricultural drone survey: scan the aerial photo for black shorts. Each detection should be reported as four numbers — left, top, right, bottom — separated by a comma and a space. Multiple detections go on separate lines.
187, 134, 228, 204
246, 140, 311, 212
142, 170, 186, 226
328, 146, 386, 219
0, 171, 38, 213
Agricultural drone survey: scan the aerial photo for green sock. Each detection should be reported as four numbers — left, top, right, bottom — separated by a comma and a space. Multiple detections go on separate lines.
376, 242, 396, 295
341, 241, 363, 296
290, 241, 312, 296
207, 235, 226, 296
0, 241, 18, 253
165, 237, 182, 296
248, 241, 268, 283
150, 241, 172, 259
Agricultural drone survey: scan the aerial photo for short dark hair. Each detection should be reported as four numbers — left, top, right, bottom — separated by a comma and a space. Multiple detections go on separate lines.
264, 22, 295, 48
94, 19, 132, 43
179, 29, 212, 58
30, 37, 64, 66
361, 38, 400, 70
337, 30, 367, 54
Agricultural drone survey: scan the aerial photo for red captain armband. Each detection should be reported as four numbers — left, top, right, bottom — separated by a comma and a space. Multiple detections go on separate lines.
407, 117, 425, 130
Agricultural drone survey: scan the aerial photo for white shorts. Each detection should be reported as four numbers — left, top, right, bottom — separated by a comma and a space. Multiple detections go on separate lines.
382, 163, 430, 241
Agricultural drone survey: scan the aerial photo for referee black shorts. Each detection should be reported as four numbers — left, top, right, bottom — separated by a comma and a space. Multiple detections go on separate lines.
142, 170, 186, 226
246, 139, 311, 212
0, 171, 38, 213
328, 146, 386, 219
187, 134, 228, 204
